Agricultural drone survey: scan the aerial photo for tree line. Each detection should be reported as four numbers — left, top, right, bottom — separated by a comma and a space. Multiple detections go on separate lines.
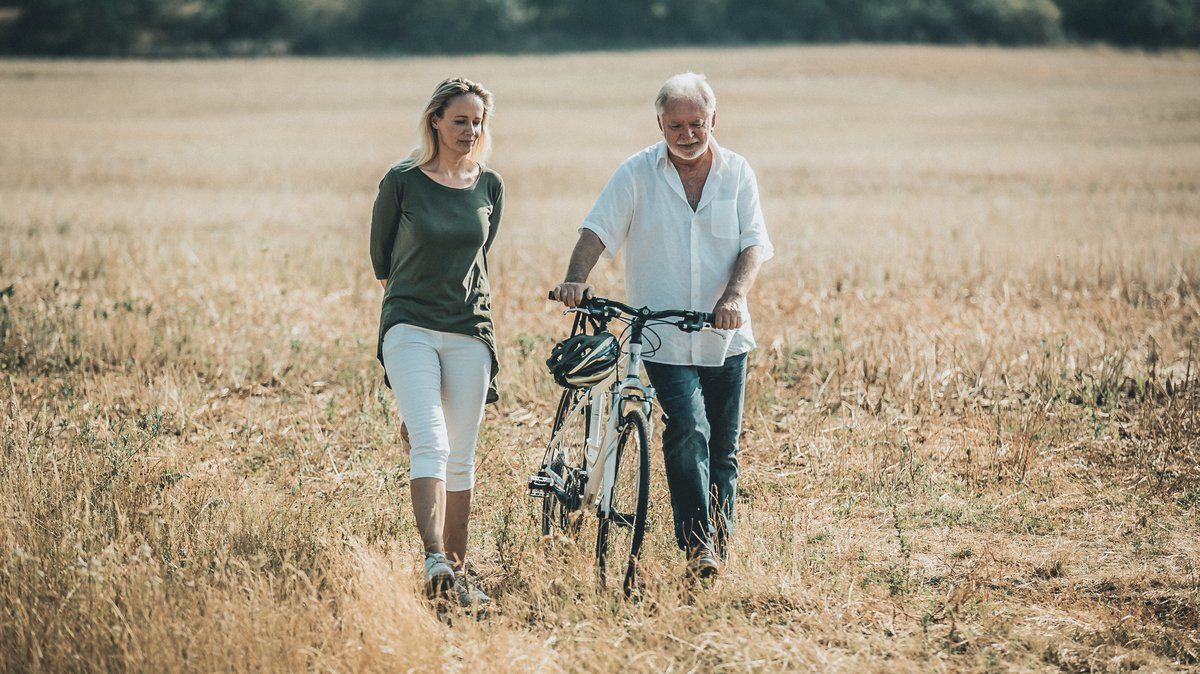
1, 0, 1197, 57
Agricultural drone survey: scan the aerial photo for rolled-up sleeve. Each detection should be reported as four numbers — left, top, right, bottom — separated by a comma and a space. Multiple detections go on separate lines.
737, 163, 773, 261
580, 164, 636, 259
370, 169, 402, 280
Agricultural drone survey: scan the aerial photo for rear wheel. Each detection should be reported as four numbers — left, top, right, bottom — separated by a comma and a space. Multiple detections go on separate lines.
595, 409, 650, 597
541, 388, 588, 537
540, 462, 569, 536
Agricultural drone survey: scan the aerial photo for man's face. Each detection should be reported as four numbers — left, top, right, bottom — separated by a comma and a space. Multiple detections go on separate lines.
658, 98, 715, 162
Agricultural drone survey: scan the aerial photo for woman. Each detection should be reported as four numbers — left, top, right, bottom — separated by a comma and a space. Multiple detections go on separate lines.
369, 77, 502, 607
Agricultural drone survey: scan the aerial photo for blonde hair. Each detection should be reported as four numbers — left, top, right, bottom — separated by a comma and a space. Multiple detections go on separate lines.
655, 72, 716, 116
402, 77, 494, 168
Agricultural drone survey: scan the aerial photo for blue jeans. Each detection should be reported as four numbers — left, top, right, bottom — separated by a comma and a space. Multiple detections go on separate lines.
643, 352, 747, 557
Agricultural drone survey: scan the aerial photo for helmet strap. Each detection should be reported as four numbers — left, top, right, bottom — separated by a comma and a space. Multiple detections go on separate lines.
570, 311, 587, 337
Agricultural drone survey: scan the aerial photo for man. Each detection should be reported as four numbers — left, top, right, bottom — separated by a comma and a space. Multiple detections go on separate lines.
552, 72, 773, 579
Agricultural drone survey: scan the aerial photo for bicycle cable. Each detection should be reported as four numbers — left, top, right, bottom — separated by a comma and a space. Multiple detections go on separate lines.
639, 321, 667, 359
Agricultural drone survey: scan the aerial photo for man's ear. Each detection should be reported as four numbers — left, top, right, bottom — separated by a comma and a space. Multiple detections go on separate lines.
656, 114, 663, 132
710, 111, 717, 131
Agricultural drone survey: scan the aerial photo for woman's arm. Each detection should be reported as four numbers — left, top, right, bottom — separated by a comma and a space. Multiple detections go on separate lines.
484, 174, 504, 254
370, 170, 403, 282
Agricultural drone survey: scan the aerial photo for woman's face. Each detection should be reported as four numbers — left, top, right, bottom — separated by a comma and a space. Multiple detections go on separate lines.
432, 93, 485, 158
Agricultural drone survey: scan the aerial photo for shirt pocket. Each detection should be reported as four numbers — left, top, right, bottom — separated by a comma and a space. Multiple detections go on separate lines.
708, 199, 739, 239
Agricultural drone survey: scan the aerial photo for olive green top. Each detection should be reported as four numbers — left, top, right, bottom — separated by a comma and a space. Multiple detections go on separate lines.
370, 162, 503, 403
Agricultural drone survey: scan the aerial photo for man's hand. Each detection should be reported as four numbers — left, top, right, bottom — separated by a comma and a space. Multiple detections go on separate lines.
712, 292, 745, 330
552, 230, 606, 308
711, 245, 764, 330
553, 282, 594, 308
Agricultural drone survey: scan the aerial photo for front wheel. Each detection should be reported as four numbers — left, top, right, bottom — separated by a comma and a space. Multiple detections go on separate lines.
595, 409, 650, 597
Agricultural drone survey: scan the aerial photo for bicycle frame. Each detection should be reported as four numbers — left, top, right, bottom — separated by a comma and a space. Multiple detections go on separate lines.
586, 338, 654, 513
548, 316, 654, 516
535, 295, 710, 525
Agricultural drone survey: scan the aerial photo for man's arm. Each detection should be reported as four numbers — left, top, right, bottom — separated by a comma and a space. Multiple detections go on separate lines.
712, 245, 765, 330
552, 229, 606, 307
553, 161, 636, 307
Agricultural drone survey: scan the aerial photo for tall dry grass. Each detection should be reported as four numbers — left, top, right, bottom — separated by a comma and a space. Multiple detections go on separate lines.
1, 46, 1198, 671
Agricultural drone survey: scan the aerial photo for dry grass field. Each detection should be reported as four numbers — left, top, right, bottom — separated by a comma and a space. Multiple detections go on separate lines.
2, 45, 1199, 672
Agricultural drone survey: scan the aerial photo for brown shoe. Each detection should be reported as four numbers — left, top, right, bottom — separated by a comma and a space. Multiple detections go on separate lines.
685, 548, 720, 580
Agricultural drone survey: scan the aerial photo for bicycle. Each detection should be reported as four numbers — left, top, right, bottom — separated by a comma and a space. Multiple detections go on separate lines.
528, 292, 712, 596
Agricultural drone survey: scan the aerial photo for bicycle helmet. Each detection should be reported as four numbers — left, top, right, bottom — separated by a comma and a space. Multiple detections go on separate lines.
546, 332, 619, 389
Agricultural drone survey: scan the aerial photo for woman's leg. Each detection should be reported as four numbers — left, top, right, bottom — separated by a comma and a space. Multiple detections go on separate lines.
411, 478, 446, 554
382, 325, 453, 554
438, 334, 491, 569
444, 489, 472, 568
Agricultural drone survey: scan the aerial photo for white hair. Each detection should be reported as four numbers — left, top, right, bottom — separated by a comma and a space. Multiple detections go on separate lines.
655, 72, 716, 116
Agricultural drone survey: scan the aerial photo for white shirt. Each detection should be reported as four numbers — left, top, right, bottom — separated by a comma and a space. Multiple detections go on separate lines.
580, 139, 773, 366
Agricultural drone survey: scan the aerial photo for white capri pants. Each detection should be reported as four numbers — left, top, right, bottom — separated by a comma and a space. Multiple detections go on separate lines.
382, 323, 491, 491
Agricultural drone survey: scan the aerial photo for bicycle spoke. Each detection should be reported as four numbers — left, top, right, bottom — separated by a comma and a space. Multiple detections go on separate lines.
606, 511, 636, 528
537, 388, 590, 538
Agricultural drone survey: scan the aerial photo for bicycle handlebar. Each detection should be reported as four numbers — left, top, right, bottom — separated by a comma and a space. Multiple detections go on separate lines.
547, 291, 713, 332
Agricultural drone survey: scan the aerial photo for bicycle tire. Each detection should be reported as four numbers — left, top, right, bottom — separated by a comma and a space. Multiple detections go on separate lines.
540, 471, 567, 536
541, 388, 587, 537
595, 409, 650, 597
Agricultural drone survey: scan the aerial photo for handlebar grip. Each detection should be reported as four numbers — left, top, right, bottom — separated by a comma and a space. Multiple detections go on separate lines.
547, 290, 556, 300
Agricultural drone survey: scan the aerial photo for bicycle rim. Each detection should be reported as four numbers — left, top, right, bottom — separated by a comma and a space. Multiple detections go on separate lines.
540, 477, 567, 536
596, 410, 650, 597
541, 388, 588, 537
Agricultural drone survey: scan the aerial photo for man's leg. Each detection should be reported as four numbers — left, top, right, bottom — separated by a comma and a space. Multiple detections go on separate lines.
643, 362, 711, 553
699, 352, 747, 561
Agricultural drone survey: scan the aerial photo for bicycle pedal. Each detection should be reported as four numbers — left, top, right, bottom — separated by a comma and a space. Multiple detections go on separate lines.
527, 473, 553, 498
